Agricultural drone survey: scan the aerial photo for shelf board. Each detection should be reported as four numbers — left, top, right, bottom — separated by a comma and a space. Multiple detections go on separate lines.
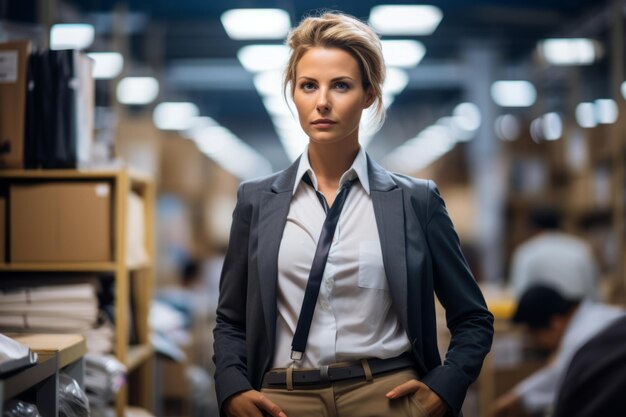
1, 355, 57, 400
125, 406, 156, 417
11, 334, 87, 369
0, 262, 117, 272
127, 344, 153, 372
0, 261, 152, 273
128, 260, 153, 272
0, 168, 152, 186
0, 169, 123, 179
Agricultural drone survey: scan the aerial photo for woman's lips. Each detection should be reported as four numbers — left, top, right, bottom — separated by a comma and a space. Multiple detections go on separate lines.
312, 119, 336, 128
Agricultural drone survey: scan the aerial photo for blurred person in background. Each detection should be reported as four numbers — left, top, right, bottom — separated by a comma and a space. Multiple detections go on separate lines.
509, 207, 601, 302
553, 314, 626, 417
490, 284, 624, 417
213, 11, 493, 417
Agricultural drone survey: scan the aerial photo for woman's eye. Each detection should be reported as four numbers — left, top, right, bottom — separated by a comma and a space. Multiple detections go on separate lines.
301, 82, 316, 91
334, 81, 349, 90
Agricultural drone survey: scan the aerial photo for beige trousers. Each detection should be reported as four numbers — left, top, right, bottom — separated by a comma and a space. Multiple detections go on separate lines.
261, 368, 429, 417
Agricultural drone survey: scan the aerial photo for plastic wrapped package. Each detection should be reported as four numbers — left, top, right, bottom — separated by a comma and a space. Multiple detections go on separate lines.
84, 354, 126, 411
58, 373, 90, 417
2, 400, 41, 417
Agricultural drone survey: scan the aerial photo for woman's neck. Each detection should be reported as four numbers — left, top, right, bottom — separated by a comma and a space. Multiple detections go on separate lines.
307, 140, 359, 190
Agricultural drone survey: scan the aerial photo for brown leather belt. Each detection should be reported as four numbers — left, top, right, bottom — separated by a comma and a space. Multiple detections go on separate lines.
262, 352, 416, 388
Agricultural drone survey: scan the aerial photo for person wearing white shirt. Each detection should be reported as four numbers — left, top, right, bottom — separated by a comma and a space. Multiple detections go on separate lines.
509, 207, 600, 301
489, 284, 624, 417
213, 11, 493, 417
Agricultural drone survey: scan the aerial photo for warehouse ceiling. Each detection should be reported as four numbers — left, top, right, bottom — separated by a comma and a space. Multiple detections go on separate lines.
4, 0, 609, 171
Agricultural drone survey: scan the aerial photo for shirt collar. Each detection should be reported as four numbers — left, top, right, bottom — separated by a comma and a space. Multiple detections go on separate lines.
293, 145, 370, 195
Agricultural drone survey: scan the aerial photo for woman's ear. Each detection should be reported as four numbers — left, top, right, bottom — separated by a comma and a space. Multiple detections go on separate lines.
363, 86, 376, 109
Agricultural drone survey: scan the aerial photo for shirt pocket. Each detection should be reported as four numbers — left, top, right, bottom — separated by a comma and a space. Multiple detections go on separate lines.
358, 240, 388, 290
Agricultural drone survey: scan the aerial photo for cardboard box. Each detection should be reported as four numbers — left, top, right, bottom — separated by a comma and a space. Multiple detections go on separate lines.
0, 40, 31, 168
10, 182, 112, 262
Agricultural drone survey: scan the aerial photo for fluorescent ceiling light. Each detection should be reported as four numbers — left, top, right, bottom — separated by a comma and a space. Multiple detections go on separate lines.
495, 114, 521, 141
575, 102, 597, 128
453, 102, 481, 132
88, 52, 124, 79
254, 71, 285, 96
263, 96, 293, 117
185, 116, 219, 139
193, 125, 272, 179
369, 5, 443, 35
542, 112, 562, 141
153, 102, 200, 131
384, 67, 409, 95
237, 45, 289, 72
385, 131, 454, 173
221, 8, 291, 40
621, 81, 626, 100
381, 40, 426, 68
116, 77, 159, 105
594, 99, 618, 124
491, 80, 537, 107
382, 94, 396, 108
539, 38, 597, 66
50, 23, 95, 50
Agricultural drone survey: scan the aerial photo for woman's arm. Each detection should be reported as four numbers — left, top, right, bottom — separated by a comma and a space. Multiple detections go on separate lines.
420, 180, 495, 416
212, 183, 254, 411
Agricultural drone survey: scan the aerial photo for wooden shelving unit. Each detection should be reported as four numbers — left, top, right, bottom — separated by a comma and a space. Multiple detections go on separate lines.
0, 168, 156, 417
0, 334, 87, 417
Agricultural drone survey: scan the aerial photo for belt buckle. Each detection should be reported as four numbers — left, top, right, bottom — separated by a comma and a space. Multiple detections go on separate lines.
319, 365, 330, 384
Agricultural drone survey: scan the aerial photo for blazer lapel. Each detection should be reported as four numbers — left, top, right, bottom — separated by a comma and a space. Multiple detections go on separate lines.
368, 155, 409, 332
257, 159, 300, 350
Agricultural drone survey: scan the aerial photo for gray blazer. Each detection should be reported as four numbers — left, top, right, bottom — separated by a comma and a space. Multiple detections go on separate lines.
213, 154, 493, 417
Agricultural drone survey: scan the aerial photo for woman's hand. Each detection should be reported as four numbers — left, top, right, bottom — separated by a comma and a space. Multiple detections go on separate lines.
224, 390, 287, 417
386, 379, 448, 417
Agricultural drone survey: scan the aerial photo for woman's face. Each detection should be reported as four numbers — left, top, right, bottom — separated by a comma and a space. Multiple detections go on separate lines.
293, 47, 374, 146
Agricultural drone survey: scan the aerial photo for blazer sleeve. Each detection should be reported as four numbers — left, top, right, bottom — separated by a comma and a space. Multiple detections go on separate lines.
213, 182, 254, 414
420, 180, 494, 416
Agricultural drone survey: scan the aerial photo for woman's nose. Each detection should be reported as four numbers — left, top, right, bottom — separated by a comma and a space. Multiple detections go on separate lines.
316, 89, 331, 112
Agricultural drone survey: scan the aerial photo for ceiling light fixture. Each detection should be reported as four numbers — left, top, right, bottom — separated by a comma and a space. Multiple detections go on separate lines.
575, 102, 597, 128
153, 102, 200, 131
369, 5, 443, 35
453, 102, 481, 132
50, 23, 95, 50
494, 114, 521, 141
221, 9, 291, 40
88, 52, 124, 79
491, 80, 537, 107
237, 45, 290, 72
383, 67, 409, 96
542, 112, 563, 141
594, 99, 618, 124
539, 38, 598, 66
381, 40, 426, 68
116, 77, 159, 105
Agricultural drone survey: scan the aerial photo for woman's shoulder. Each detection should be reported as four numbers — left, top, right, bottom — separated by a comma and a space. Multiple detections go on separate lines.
387, 171, 436, 195
238, 171, 281, 195
385, 171, 446, 221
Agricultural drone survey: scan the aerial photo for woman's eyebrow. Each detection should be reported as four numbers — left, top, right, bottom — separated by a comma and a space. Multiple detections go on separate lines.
296, 75, 354, 82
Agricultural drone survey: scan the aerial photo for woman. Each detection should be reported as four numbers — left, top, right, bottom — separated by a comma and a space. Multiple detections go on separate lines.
213, 12, 493, 417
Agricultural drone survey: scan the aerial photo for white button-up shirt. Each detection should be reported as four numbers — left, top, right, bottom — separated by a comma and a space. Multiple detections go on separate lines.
272, 146, 410, 369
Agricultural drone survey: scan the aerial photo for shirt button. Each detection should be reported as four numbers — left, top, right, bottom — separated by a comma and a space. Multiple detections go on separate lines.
321, 300, 331, 311
325, 279, 333, 290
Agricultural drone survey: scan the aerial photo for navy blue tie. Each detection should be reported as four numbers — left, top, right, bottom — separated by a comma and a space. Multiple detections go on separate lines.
291, 175, 354, 360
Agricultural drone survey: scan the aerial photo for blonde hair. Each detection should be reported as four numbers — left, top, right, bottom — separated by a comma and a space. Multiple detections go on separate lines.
284, 12, 386, 130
